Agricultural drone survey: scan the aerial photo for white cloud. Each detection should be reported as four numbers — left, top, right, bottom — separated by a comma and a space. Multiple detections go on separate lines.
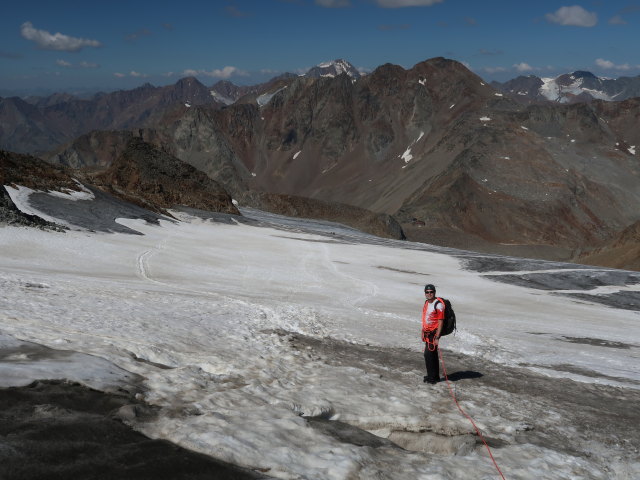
125, 28, 152, 42
482, 66, 508, 74
260, 68, 281, 75
545, 6, 597, 27
56, 59, 98, 69
375, 0, 443, 6
608, 15, 627, 25
20, 21, 102, 52
113, 71, 148, 78
514, 62, 534, 72
182, 66, 248, 79
315, 0, 351, 7
595, 58, 633, 71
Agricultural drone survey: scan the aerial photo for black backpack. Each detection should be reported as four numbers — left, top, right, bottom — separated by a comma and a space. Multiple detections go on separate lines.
436, 297, 457, 336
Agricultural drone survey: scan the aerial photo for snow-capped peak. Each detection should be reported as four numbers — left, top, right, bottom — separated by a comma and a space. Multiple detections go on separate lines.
305, 59, 361, 79
539, 71, 612, 103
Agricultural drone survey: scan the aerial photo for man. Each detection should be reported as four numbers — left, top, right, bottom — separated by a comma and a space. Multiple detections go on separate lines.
421, 283, 444, 384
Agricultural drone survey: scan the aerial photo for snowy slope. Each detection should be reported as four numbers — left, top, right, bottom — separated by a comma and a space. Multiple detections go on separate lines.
1, 190, 639, 479
540, 73, 613, 103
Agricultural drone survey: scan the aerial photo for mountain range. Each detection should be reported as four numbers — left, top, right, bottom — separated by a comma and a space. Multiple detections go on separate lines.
491, 70, 640, 104
2, 58, 640, 270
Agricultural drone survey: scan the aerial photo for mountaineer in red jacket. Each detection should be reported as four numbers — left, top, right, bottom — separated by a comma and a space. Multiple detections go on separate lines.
421, 283, 444, 384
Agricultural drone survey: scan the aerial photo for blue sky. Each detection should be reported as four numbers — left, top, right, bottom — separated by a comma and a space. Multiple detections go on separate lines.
1, 0, 639, 95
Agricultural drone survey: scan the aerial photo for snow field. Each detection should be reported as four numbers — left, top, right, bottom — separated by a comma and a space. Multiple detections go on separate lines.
1, 205, 639, 479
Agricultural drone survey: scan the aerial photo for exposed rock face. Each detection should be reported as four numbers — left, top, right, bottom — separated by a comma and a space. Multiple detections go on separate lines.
46, 129, 169, 170
0, 150, 78, 230
90, 138, 240, 216
47, 130, 138, 169
0, 149, 80, 193
0, 78, 226, 154
395, 108, 631, 251
0, 97, 63, 154
1, 142, 240, 230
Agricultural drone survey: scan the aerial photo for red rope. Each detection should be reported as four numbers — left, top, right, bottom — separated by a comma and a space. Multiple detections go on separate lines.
439, 349, 507, 480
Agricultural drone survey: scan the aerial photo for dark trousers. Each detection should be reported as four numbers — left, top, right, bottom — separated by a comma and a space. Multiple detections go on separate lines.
423, 331, 439, 382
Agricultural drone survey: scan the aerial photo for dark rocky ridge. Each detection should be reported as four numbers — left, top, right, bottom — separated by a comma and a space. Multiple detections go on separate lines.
0, 145, 240, 231
89, 138, 240, 217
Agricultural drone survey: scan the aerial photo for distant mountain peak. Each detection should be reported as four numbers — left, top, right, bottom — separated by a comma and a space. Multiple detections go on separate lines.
494, 69, 640, 104
305, 59, 361, 79
175, 76, 204, 87
571, 70, 598, 79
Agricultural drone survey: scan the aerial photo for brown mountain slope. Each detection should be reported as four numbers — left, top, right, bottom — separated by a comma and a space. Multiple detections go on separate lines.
89, 138, 239, 216
395, 109, 630, 250
575, 221, 640, 271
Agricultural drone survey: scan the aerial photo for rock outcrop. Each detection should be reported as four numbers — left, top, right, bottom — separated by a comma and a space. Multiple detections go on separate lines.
89, 138, 240, 216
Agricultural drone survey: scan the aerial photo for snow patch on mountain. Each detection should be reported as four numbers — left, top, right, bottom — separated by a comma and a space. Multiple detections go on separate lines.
540, 75, 612, 102
210, 90, 235, 106
399, 132, 425, 168
257, 86, 287, 107
43, 181, 95, 202
306, 59, 361, 79
540, 78, 561, 102
5, 185, 76, 227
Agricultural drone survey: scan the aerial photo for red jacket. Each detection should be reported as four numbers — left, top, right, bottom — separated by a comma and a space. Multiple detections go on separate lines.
422, 297, 445, 333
